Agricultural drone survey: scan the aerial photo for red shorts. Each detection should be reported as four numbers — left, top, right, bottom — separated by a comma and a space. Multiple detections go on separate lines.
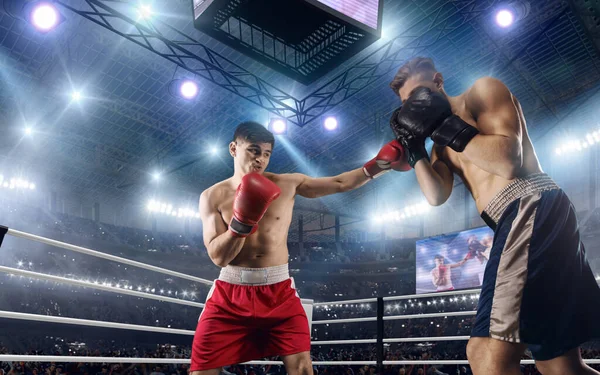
190, 278, 311, 371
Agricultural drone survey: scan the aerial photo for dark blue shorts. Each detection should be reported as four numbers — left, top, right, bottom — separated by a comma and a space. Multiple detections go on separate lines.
472, 188, 600, 360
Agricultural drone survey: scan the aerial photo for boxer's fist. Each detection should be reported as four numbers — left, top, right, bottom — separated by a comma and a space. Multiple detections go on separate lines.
363, 140, 411, 178
230, 173, 281, 237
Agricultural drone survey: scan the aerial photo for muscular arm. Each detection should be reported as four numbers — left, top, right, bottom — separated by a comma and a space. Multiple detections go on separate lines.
414, 145, 454, 206
449, 259, 468, 268
199, 190, 244, 267
431, 269, 440, 287
461, 77, 523, 179
294, 168, 369, 199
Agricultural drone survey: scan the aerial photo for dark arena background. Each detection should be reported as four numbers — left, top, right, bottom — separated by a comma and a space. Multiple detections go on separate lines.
0, 0, 599, 374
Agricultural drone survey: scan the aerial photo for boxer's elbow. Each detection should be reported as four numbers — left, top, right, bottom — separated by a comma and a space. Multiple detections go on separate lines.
207, 246, 229, 267
209, 254, 229, 268
424, 189, 450, 206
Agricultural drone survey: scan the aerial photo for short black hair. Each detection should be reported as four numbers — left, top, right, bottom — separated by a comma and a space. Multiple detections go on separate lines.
434, 254, 444, 261
232, 121, 275, 148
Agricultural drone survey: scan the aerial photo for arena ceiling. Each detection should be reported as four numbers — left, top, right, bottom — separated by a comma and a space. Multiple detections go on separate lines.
0, 0, 600, 225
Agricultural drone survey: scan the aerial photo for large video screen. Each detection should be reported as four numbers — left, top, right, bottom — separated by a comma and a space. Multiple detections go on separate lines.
314, 0, 380, 30
416, 226, 494, 294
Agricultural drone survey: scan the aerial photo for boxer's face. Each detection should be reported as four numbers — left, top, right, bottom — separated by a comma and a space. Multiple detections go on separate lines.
398, 73, 444, 103
230, 138, 272, 174
434, 258, 443, 266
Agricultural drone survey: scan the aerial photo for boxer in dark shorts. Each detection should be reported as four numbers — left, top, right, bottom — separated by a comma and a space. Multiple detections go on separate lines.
194, 121, 410, 374
388, 57, 600, 374
473, 173, 600, 361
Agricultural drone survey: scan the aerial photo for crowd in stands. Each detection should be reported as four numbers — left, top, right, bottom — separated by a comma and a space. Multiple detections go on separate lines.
0, 201, 599, 374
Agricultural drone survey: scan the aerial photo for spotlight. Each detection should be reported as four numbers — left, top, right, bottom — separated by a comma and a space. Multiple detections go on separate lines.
71, 91, 82, 101
152, 172, 161, 182
168, 79, 199, 100
268, 119, 287, 135
24, 127, 33, 136
210, 146, 219, 155
495, 9, 514, 27
494, 2, 530, 29
179, 80, 199, 99
2, 1, 64, 32
137, 4, 152, 19
323, 117, 338, 131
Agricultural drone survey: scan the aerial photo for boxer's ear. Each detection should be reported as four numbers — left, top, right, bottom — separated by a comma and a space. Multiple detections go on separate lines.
229, 141, 237, 157
433, 72, 444, 90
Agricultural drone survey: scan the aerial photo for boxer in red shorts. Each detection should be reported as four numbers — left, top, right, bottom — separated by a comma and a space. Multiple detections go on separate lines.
194, 121, 410, 375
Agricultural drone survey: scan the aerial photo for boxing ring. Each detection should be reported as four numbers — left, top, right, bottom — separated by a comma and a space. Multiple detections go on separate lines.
1, 225, 599, 370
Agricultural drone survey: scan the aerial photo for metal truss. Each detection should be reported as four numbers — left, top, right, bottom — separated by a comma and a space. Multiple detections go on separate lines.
56, 0, 501, 126
569, 0, 600, 59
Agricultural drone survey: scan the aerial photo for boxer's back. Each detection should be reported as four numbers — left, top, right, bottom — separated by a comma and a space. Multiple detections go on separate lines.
436, 82, 542, 213
203, 172, 297, 268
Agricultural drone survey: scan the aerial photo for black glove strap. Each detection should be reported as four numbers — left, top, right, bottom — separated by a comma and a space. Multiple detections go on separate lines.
229, 217, 254, 236
431, 115, 479, 152
407, 144, 429, 168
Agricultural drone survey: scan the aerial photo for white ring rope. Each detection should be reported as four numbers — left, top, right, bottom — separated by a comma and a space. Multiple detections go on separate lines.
312, 316, 377, 325
312, 339, 377, 345
0, 310, 375, 347
382, 289, 482, 302
383, 311, 476, 321
0, 310, 195, 336
314, 289, 483, 307
0, 266, 205, 308
313, 297, 377, 306
1, 356, 599, 366
312, 311, 476, 325
383, 336, 470, 343
2, 228, 313, 306
5, 228, 213, 285
0, 356, 377, 366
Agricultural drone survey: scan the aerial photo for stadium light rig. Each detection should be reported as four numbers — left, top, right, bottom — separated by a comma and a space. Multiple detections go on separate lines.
555, 132, 600, 156
147, 199, 201, 219
371, 202, 431, 224
3, 1, 65, 32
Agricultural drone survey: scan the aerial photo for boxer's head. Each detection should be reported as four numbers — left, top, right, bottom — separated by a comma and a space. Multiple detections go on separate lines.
230, 121, 275, 175
434, 254, 444, 266
390, 57, 444, 103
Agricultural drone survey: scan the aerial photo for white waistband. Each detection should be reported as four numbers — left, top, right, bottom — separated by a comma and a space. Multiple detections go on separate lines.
218, 264, 290, 285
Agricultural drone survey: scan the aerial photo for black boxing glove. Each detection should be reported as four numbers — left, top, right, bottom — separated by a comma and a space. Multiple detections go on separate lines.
430, 115, 479, 152
391, 110, 429, 168
390, 86, 453, 139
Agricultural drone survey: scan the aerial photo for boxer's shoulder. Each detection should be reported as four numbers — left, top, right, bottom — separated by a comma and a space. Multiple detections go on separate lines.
465, 76, 512, 114
200, 179, 234, 206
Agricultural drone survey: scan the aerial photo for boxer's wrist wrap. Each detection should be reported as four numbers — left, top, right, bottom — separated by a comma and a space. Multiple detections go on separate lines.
229, 217, 255, 237
407, 144, 429, 168
431, 115, 479, 152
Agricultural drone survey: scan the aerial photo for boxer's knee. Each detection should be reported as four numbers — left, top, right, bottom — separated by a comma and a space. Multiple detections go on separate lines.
190, 369, 221, 375
466, 338, 486, 365
467, 337, 525, 375
535, 347, 599, 375
283, 351, 313, 375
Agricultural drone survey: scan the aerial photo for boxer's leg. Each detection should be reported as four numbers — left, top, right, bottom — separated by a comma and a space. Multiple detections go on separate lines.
535, 348, 600, 375
466, 337, 525, 375
282, 352, 313, 375
190, 369, 221, 375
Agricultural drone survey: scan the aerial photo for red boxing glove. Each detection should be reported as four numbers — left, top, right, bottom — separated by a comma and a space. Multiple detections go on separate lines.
230, 173, 281, 238
464, 251, 474, 261
363, 140, 411, 179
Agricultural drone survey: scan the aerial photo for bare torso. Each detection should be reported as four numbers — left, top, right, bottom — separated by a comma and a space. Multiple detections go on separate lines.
204, 172, 298, 268
439, 92, 542, 213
